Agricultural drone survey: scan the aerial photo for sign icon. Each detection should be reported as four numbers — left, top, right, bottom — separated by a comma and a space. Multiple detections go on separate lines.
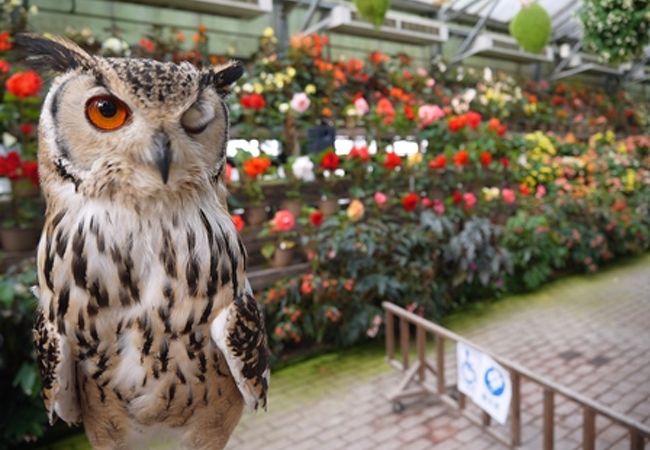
456, 342, 512, 424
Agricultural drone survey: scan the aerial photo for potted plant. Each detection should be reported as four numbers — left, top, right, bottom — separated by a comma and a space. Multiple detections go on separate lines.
0, 151, 43, 252
239, 154, 272, 226
316, 148, 341, 216
282, 155, 314, 217
260, 209, 298, 268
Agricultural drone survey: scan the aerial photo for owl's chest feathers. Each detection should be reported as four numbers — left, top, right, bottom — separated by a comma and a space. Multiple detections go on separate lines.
38, 196, 245, 410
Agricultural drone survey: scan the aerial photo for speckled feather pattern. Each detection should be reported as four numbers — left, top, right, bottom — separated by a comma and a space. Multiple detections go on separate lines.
20, 34, 268, 450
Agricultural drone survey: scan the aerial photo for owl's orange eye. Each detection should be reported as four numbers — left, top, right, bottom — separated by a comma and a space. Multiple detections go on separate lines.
85, 95, 130, 131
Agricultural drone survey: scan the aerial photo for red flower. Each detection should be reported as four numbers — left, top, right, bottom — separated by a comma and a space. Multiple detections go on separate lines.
19, 123, 34, 135
320, 150, 340, 170
479, 151, 492, 167
519, 183, 531, 196
401, 192, 419, 211
272, 210, 296, 232
499, 157, 510, 168
348, 146, 370, 162
428, 154, 447, 170
452, 191, 463, 204
465, 111, 481, 129
0, 151, 21, 179
300, 274, 314, 295
242, 156, 271, 178
231, 214, 245, 232
384, 152, 401, 170
309, 210, 324, 227
452, 149, 469, 167
0, 32, 11, 52
0, 59, 10, 73
5, 71, 43, 98
447, 115, 467, 132
139, 37, 155, 53
240, 93, 266, 110
21, 161, 39, 186
403, 105, 415, 121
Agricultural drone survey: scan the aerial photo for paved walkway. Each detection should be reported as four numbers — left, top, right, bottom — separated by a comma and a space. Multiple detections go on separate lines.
227, 255, 650, 450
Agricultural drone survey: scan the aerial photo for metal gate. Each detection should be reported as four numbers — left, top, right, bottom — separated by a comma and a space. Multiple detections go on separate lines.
382, 301, 650, 450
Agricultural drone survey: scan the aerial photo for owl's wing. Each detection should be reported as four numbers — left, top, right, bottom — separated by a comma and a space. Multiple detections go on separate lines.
32, 288, 81, 425
211, 290, 270, 411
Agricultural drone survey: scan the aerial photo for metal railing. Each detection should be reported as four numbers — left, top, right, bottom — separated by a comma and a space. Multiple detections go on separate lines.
382, 301, 650, 450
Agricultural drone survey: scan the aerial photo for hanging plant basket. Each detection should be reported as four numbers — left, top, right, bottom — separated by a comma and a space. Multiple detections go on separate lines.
509, 2, 551, 54
579, 0, 650, 64
354, 0, 391, 27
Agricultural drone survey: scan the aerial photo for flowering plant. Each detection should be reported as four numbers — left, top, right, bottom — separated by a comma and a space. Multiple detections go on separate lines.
259, 209, 298, 261
579, 0, 650, 64
0, 151, 43, 229
237, 153, 273, 205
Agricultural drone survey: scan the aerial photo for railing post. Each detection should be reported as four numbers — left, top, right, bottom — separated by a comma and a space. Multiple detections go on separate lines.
458, 392, 466, 410
436, 335, 445, 394
544, 388, 554, 450
400, 317, 410, 370
511, 372, 521, 446
582, 407, 595, 450
629, 429, 643, 450
385, 309, 395, 362
416, 325, 426, 382
482, 411, 492, 427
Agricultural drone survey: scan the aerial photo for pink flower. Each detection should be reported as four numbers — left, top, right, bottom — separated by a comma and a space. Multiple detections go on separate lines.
271, 210, 296, 232
463, 192, 477, 208
416, 67, 428, 77
418, 104, 445, 127
432, 199, 445, 215
502, 188, 516, 204
290, 92, 311, 113
374, 191, 387, 206
535, 185, 546, 199
354, 97, 369, 115
425, 78, 435, 88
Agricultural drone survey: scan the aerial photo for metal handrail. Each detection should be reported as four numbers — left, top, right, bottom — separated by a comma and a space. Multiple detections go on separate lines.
382, 301, 650, 449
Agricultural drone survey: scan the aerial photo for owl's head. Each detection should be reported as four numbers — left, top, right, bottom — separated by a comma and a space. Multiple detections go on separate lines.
18, 34, 243, 205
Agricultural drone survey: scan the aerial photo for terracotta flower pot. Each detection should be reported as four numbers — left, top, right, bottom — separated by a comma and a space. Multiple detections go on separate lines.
319, 198, 339, 217
245, 205, 267, 226
0, 227, 41, 252
272, 248, 294, 268
281, 199, 303, 217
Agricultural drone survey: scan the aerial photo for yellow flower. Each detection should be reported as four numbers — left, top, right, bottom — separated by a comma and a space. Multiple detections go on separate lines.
624, 169, 635, 192
305, 84, 316, 95
274, 80, 284, 89
262, 27, 275, 38
482, 187, 500, 202
286, 67, 296, 78
253, 82, 264, 94
407, 152, 423, 167
346, 199, 365, 222
605, 130, 615, 143
616, 142, 627, 153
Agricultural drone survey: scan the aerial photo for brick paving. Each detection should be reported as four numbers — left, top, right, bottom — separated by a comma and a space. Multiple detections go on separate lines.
227, 255, 650, 450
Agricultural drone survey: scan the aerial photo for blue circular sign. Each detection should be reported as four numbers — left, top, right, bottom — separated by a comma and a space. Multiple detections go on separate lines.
484, 367, 505, 396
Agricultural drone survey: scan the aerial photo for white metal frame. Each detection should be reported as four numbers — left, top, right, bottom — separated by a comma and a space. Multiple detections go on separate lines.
126, 0, 273, 17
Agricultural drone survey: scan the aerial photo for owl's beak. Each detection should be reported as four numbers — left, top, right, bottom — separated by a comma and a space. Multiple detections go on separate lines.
152, 131, 172, 184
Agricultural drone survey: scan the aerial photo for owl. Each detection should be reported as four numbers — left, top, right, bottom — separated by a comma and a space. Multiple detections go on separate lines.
18, 34, 269, 450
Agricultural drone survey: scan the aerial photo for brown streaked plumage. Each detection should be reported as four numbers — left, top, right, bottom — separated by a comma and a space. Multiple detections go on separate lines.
19, 34, 269, 450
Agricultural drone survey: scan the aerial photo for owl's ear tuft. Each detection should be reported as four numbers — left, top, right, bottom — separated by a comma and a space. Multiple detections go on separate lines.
14, 33, 93, 73
201, 61, 245, 96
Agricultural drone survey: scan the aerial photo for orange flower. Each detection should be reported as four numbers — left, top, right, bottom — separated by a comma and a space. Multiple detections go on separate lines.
198, 24, 208, 33
322, 107, 333, 118
242, 156, 271, 178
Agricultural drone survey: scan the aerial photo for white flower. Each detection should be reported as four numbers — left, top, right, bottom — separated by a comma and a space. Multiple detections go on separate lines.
290, 92, 310, 114
101, 37, 129, 56
291, 156, 315, 182
2, 132, 17, 148
278, 103, 289, 113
